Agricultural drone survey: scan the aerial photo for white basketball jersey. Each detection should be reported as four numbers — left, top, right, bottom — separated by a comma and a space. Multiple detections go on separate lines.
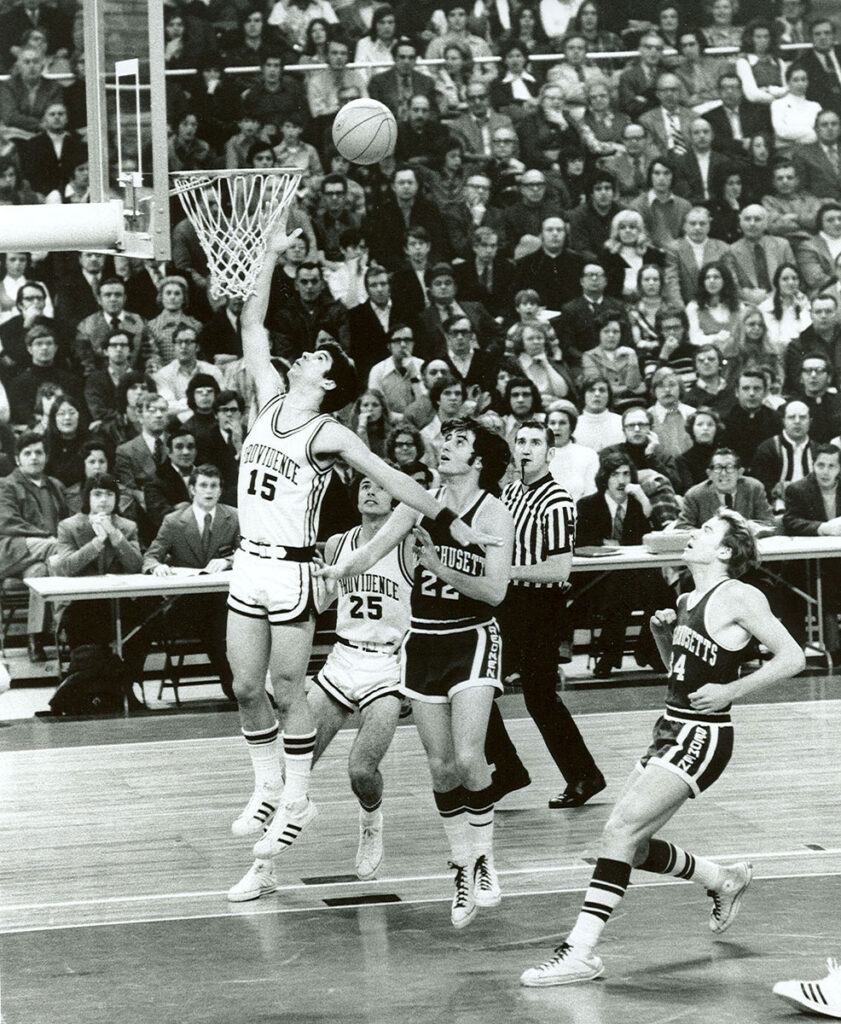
238, 394, 333, 547
332, 527, 413, 650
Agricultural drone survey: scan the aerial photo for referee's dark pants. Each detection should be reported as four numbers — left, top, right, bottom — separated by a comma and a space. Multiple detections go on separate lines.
485, 585, 600, 785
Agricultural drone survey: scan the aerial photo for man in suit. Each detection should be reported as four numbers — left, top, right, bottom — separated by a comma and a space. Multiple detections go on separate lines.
602, 123, 659, 200
796, 201, 841, 295
19, 101, 85, 198
267, 262, 350, 360
500, 170, 566, 258
556, 262, 632, 367
792, 109, 841, 202
795, 19, 841, 117
390, 226, 432, 326
453, 225, 513, 319
348, 266, 395, 381
566, 172, 624, 262
576, 448, 671, 675
74, 276, 151, 377
512, 217, 587, 311
394, 93, 452, 167
114, 393, 169, 514
367, 324, 425, 415
143, 463, 240, 699
749, 400, 818, 509
720, 369, 781, 466
0, 278, 55, 376
144, 426, 197, 532
0, 46, 62, 134
412, 262, 504, 359
198, 295, 243, 364
728, 205, 796, 306
792, 351, 841, 442
450, 81, 514, 163
441, 173, 505, 261
640, 73, 696, 159
617, 32, 668, 119
364, 165, 448, 272
701, 72, 772, 159
671, 118, 729, 204
675, 446, 776, 530
368, 38, 437, 121
54, 251, 106, 341
0, 432, 67, 662
195, 389, 242, 506
664, 205, 732, 307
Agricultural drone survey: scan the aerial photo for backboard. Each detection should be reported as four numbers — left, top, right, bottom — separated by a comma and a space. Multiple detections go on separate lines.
83, 0, 171, 260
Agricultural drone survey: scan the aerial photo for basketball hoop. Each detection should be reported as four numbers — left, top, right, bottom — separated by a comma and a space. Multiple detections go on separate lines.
170, 168, 304, 300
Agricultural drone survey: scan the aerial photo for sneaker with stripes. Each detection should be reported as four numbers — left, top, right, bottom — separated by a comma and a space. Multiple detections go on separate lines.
773, 958, 841, 1019
227, 859, 278, 903
707, 861, 752, 933
520, 942, 605, 987
449, 861, 477, 929
472, 854, 501, 907
231, 786, 282, 838
252, 797, 318, 858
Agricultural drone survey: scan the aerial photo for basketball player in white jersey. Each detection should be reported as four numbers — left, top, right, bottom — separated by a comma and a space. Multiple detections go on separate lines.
520, 509, 805, 988
318, 419, 515, 929
229, 218, 495, 864
228, 475, 414, 901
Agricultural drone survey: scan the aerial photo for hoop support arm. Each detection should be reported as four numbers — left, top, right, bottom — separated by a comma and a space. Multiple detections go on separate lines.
0, 200, 125, 252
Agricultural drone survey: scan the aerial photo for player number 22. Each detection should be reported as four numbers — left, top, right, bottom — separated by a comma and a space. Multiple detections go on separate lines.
349, 595, 383, 619
419, 570, 459, 601
246, 468, 278, 501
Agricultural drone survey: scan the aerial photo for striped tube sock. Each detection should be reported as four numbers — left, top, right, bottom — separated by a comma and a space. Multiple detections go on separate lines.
567, 858, 632, 952
242, 722, 283, 790
359, 797, 382, 826
638, 838, 724, 889
282, 730, 317, 806
433, 787, 470, 865
464, 785, 495, 858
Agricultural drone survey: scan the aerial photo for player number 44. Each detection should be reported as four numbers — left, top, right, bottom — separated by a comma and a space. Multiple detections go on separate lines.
669, 652, 686, 681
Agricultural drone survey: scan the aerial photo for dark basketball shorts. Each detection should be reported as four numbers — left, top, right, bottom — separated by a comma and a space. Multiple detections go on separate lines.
637, 704, 734, 798
399, 619, 503, 703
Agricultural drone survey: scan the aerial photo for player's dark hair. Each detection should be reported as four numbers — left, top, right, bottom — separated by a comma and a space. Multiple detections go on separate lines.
715, 508, 760, 578
442, 417, 510, 491
400, 460, 433, 487
317, 341, 358, 412
516, 418, 554, 447
595, 449, 637, 493
80, 473, 120, 514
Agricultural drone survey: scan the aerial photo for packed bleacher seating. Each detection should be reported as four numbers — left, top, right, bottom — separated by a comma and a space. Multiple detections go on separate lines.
3, 0, 841, 685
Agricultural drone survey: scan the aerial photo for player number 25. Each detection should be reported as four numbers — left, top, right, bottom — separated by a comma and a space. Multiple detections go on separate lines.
246, 468, 278, 501
349, 595, 383, 619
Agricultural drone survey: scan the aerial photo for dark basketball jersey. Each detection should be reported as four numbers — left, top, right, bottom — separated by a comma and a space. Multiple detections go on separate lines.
666, 579, 749, 712
410, 489, 494, 632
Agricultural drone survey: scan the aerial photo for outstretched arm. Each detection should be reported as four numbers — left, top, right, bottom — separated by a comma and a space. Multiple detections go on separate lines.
317, 504, 417, 582
240, 216, 295, 411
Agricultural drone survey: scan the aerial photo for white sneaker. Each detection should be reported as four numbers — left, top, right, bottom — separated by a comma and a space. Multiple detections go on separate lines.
520, 942, 604, 987
773, 958, 841, 1019
450, 861, 477, 929
252, 797, 318, 858
708, 861, 753, 934
472, 853, 501, 907
227, 859, 278, 903
355, 811, 384, 881
231, 785, 282, 838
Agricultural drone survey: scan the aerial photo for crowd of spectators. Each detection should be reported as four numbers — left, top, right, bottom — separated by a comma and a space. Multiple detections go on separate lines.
3, 0, 841, 677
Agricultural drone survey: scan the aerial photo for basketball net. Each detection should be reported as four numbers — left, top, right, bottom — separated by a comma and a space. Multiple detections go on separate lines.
170, 169, 304, 300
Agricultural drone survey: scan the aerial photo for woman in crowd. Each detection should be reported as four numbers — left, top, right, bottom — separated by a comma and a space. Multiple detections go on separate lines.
674, 29, 723, 110
506, 5, 553, 58
653, 306, 695, 383
490, 40, 540, 116
65, 438, 112, 515
706, 166, 746, 243
654, 2, 683, 63
385, 422, 438, 481
299, 16, 333, 63
354, 5, 396, 82
726, 305, 781, 387
676, 406, 725, 485
568, 0, 623, 55
736, 19, 788, 105
428, 138, 468, 208
45, 394, 88, 489
512, 320, 572, 408
601, 210, 666, 302
771, 65, 821, 150
546, 399, 598, 501
188, 58, 241, 155
0, 157, 40, 207
163, 8, 217, 70
581, 309, 645, 404
434, 43, 475, 117
147, 276, 203, 366
269, 0, 338, 51
703, 0, 743, 49
628, 264, 668, 373
742, 133, 775, 204
686, 260, 744, 354
351, 389, 394, 459
759, 263, 812, 371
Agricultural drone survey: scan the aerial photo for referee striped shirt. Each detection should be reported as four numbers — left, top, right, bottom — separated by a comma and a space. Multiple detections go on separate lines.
501, 473, 576, 589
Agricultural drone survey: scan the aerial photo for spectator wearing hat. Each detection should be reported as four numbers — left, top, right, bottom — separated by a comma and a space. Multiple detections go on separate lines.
413, 262, 504, 359
147, 275, 202, 365
152, 324, 223, 417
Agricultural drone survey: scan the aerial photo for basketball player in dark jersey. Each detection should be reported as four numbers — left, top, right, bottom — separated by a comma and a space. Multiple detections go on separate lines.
318, 419, 515, 929
521, 508, 805, 987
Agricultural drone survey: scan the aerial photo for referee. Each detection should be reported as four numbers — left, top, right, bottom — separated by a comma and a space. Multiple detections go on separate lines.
485, 420, 606, 808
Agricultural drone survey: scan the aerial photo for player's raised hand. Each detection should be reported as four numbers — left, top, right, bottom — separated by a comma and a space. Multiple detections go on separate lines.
650, 608, 677, 631
266, 206, 303, 255
688, 683, 731, 713
449, 517, 501, 550
312, 558, 345, 583
412, 525, 440, 569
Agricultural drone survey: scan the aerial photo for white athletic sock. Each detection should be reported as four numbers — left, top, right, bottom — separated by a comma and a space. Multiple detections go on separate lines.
242, 723, 283, 791
567, 858, 631, 952
282, 730, 317, 806
359, 802, 382, 826
434, 787, 471, 865
465, 785, 495, 858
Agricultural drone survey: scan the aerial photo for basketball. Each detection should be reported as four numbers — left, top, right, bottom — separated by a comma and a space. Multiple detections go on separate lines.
332, 98, 397, 166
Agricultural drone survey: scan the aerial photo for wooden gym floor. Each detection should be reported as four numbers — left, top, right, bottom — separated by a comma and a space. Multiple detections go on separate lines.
2, 680, 840, 1024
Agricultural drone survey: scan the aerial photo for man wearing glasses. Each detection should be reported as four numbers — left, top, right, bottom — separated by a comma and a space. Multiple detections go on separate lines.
676, 448, 775, 530
367, 326, 425, 414
795, 353, 841, 443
